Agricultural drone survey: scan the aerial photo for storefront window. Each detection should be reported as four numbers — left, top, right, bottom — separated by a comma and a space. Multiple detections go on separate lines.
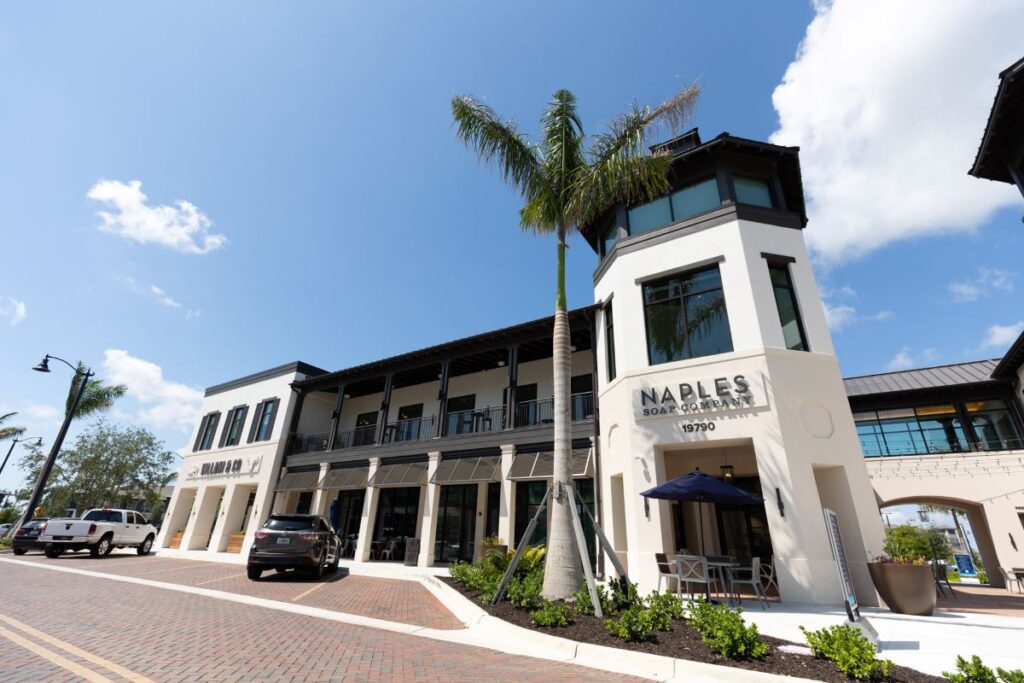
966, 399, 1023, 451
643, 265, 732, 365
855, 405, 972, 456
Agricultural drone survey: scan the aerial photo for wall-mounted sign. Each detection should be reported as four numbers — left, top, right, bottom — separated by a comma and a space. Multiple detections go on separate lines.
633, 372, 765, 419
185, 456, 262, 480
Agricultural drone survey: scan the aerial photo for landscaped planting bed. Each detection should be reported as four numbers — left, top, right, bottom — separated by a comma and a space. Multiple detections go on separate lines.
442, 548, 944, 683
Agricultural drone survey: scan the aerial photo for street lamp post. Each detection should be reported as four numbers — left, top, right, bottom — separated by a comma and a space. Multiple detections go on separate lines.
0, 436, 42, 480
17, 355, 93, 530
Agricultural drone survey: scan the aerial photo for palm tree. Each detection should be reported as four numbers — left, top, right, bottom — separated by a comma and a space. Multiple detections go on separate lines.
452, 85, 699, 598
0, 412, 26, 442
64, 361, 127, 419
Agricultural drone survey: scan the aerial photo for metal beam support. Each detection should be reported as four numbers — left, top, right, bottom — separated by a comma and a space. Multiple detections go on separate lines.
567, 484, 603, 618
327, 384, 345, 452
504, 345, 518, 430
436, 361, 450, 437
376, 374, 393, 445
492, 485, 549, 605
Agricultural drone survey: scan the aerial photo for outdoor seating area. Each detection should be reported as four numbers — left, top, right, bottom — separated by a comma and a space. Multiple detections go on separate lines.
657, 551, 774, 609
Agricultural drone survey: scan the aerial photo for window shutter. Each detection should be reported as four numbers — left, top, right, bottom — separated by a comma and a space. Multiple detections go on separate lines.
218, 409, 233, 448
247, 402, 264, 443
193, 415, 209, 452
262, 398, 281, 441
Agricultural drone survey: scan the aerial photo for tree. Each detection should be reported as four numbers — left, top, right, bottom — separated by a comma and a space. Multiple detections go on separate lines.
19, 420, 174, 517
452, 85, 699, 598
65, 361, 127, 419
0, 412, 26, 442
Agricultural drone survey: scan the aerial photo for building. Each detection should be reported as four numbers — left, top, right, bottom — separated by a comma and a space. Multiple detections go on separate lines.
157, 107, 1024, 600
970, 55, 1024, 211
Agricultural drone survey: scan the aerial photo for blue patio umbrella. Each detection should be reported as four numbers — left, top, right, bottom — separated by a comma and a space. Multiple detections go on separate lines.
640, 469, 763, 558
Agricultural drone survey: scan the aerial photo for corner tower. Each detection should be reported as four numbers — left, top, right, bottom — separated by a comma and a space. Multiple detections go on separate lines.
585, 129, 884, 605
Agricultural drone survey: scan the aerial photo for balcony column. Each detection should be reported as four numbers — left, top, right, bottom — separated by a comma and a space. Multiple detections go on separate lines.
436, 361, 450, 437
419, 451, 442, 567
311, 462, 331, 516
376, 374, 394, 445
504, 345, 519, 430
354, 457, 381, 562
284, 388, 306, 456
498, 444, 515, 549
327, 384, 346, 451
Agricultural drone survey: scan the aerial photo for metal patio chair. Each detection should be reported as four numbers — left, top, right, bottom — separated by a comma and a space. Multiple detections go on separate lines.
760, 557, 779, 596
1003, 568, 1024, 594
726, 556, 770, 609
674, 554, 712, 602
655, 553, 678, 593
380, 539, 398, 561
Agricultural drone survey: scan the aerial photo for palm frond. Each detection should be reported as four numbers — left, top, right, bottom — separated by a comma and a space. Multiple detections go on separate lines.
65, 362, 127, 419
451, 95, 542, 197
0, 412, 26, 441
540, 89, 586, 206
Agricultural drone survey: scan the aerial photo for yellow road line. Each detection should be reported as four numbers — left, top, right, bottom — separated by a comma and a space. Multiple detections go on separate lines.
291, 581, 329, 602
194, 572, 246, 586
0, 613, 156, 683
0, 626, 112, 683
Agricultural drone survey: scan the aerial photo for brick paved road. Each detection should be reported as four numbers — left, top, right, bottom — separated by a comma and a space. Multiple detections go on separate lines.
0, 557, 644, 682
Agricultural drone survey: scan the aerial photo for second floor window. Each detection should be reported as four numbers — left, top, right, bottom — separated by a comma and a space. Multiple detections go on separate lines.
643, 264, 732, 365
604, 304, 616, 381
248, 398, 280, 443
221, 405, 248, 447
767, 262, 808, 351
195, 412, 220, 451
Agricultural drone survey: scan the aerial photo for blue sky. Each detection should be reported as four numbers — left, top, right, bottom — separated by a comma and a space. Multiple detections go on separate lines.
1, 1, 1022, 496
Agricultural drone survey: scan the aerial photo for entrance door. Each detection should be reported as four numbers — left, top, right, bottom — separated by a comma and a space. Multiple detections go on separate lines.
335, 489, 366, 538
372, 486, 421, 560
435, 484, 478, 563
514, 481, 548, 547
715, 489, 772, 565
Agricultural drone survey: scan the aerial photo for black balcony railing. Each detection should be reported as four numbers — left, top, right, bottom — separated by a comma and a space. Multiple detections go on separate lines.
383, 415, 437, 444
515, 392, 594, 427
445, 406, 505, 436
334, 425, 379, 450
291, 431, 330, 455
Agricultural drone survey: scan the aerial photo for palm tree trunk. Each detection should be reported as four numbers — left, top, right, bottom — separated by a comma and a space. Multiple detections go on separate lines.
542, 230, 583, 599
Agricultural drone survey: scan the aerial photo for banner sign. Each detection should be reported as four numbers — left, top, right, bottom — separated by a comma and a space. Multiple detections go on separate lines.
633, 372, 766, 420
954, 553, 977, 578
823, 508, 860, 622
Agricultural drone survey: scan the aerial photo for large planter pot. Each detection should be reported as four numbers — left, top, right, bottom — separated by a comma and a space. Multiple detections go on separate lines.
867, 562, 936, 616
169, 532, 184, 549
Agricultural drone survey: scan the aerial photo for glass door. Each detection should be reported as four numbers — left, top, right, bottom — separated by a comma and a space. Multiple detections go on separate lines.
335, 490, 365, 538
514, 481, 548, 547
435, 484, 478, 563
372, 487, 421, 560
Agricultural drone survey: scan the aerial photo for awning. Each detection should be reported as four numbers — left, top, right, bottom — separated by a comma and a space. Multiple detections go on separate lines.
274, 470, 321, 492
319, 466, 368, 490
367, 461, 428, 487
430, 456, 500, 484
507, 447, 593, 480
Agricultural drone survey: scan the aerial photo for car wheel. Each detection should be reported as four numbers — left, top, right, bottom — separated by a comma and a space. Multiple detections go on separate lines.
247, 566, 263, 581
13, 548, 26, 556
329, 548, 340, 573
44, 545, 61, 558
91, 535, 112, 558
311, 550, 325, 580
137, 535, 154, 556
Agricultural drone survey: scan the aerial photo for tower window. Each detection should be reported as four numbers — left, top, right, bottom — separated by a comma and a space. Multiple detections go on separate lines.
767, 262, 808, 351
642, 264, 732, 365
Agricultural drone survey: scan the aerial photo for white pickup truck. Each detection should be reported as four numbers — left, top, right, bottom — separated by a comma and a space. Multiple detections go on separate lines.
39, 508, 157, 558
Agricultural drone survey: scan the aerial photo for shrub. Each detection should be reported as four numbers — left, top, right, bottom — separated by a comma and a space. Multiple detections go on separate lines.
573, 583, 615, 616
689, 599, 768, 660
604, 604, 656, 642
801, 624, 892, 681
609, 576, 640, 610
944, 655, 1024, 683
530, 600, 574, 627
516, 545, 547, 574
507, 569, 544, 609
645, 590, 684, 622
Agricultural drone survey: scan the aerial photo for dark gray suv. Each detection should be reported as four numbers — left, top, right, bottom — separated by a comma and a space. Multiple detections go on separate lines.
247, 514, 340, 580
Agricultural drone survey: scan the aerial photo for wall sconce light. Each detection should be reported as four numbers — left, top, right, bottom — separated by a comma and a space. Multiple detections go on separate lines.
776, 488, 785, 518
644, 497, 650, 520
497, 360, 506, 367
719, 464, 734, 481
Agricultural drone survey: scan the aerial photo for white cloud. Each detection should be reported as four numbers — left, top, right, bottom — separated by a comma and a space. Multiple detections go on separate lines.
821, 287, 894, 331
771, 0, 1023, 262
0, 295, 27, 326
948, 267, 1015, 303
88, 179, 227, 255
885, 347, 938, 372
102, 349, 203, 430
980, 321, 1024, 350
149, 285, 182, 308
23, 403, 60, 420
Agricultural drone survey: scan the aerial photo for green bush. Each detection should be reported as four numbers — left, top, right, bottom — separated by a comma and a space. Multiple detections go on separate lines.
608, 576, 640, 609
530, 600, 574, 627
516, 545, 546, 574
689, 599, 768, 660
944, 655, 1024, 683
507, 569, 544, 609
573, 583, 615, 616
604, 604, 656, 642
644, 590, 683, 631
977, 570, 989, 585
801, 624, 892, 680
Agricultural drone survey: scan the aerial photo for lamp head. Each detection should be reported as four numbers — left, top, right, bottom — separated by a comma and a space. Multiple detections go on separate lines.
32, 356, 51, 373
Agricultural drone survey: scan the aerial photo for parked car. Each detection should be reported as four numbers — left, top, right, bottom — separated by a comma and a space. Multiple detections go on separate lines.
38, 509, 157, 558
247, 514, 339, 580
0, 523, 13, 537
12, 518, 50, 555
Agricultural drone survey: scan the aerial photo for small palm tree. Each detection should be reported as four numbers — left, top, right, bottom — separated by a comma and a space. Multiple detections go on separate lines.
65, 361, 127, 418
452, 84, 699, 598
0, 412, 26, 442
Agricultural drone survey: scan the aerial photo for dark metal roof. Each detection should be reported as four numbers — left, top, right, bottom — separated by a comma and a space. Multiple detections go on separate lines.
843, 359, 1002, 398
295, 305, 600, 393
970, 55, 1024, 183
992, 329, 1024, 379
205, 361, 327, 397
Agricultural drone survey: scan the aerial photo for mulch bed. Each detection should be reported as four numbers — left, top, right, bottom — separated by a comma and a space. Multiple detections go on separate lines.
443, 578, 943, 683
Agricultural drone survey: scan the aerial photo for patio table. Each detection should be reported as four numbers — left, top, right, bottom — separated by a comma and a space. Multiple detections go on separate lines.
707, 558, 740, 605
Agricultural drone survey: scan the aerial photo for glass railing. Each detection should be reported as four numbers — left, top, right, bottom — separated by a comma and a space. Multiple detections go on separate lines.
860, 435, 1024, 457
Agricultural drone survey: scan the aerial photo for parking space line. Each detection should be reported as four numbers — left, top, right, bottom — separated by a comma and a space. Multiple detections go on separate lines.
133, 562, 211, 576
194, 572, 246, 586
0, 613, 157, 683
0, 625, 112, 683
291, 581, 329, 602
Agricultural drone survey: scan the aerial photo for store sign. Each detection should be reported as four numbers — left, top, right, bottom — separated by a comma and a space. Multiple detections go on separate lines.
634, 373, 764, 419
185, 456, 262, 480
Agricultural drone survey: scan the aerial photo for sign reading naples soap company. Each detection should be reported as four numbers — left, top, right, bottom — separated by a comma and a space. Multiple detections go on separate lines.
634, 373, 764, 419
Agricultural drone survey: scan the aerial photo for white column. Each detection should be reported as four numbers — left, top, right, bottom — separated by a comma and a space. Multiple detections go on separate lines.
181, 485, 212, 550
157, 485, 192, 548
474, 481, 488, 560
311, 462, 330, 516
498, 444, 515, 549
207, 484, 244, 553
354, 457, 381, 562
419, 452, 442, 567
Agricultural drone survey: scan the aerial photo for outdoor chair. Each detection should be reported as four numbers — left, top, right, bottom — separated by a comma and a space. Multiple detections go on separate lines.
1002, 568, 1024, 594
933, 562, 956, 599
380, 539, 398, 561
674, 554, 712, 602
655, 553, 679, 593
760, 557, 779, 596
726, 557, 770, 610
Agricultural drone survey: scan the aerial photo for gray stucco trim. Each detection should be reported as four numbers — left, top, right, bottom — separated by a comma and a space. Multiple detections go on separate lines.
633, 255, 726, 285
205, 361, 327, 397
